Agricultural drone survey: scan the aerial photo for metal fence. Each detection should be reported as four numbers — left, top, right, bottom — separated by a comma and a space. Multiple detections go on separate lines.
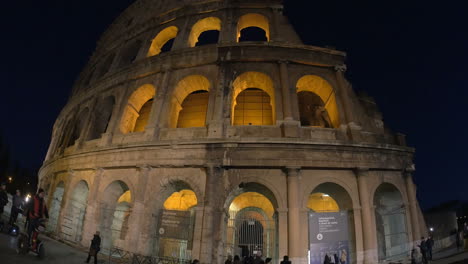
107, 247, 192, 264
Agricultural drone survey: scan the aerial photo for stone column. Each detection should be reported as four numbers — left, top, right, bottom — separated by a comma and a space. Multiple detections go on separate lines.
145, 71, 171, 140
286, 167, 304, 263
277, 208, 289, 259
190, 206, 205, 260
81, 168, 104, 246
279, 61, 300, 137
355, 168, 378, 264
405, 170, 421, 242
125, 165, 151, 254
199, 164, 224, 263
208, 63, 228, 138
100, 89, 127, 146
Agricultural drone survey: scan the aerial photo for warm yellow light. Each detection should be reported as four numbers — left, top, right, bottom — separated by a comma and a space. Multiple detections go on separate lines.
163, 189, 198, 211
188, 17, 221, 47
237, 13, 270, 42
120, 84, 156, 134
307, 192, 339, 212
232, 71, 275, 125
147, 26, 178, 57
8, 177, 12, 182
229, 192, 275, 217
296, 75, 340, 128
117, 190, 132, 204
177, 91, 209, 128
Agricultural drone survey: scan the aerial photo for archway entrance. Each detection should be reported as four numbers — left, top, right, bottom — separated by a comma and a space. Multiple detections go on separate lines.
153, 182, 197, 261
225, 183, 278, 262
374, 183, 408, 261
60, 180, 89, 243
99, 181, 132, 252
47, 181, 64, 233
308, 183, 356, 264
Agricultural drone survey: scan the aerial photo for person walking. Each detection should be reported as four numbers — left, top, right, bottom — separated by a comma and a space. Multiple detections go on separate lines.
418, 237, 428, 264
339, 250, 347, 264
9, 189, 22, 225
252, 253, 265, 264
323, 254, 331, 264
280, 255, 291, 264
265, 257, 272, 264
233, 255, 241, 264
0, 182, 8, 218
85, 231, 101, 264
426, 236, 434, 260
225, 255, 233, 264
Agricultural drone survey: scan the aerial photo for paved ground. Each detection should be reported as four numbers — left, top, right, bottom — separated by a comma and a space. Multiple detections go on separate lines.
0, 230, 105, 264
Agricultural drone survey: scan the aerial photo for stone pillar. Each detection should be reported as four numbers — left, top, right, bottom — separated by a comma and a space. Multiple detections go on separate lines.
208, 63, 228, 138
405, 170, 421, 242
100, 89, 127, 146
277, 208, 289, 259
286, 167, 304, 263
191, 206, 205, 261
279, 61, 300, 137
125, 165, 152, 254
81, 168, 104, 246
355, 168, 378, 264
145, 71, 171, 140
199, 164, 224, 263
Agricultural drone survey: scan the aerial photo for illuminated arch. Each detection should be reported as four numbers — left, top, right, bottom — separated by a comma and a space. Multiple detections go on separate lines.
147, 26, 178, 57
296, 75, 340, 128
169, 75, 211, 128
120, 84, 156, 134
232, 71, 276, 125
188, 17, 221, 47
163, 189, 198, 211
307, 192, 340, 212
237, 13, 270, 42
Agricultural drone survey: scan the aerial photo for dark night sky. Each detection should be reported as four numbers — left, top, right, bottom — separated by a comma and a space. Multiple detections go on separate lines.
0, 1, 467, 209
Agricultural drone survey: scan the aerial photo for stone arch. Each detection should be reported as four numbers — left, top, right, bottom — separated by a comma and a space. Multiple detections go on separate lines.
118, 39, 143, 68
62, 180, 90, 243
188, 17, 221, 47
94, 53, 115, 79
307, 182, 357, 264
237, 13, 270, 42
296, 75, 340, 128
48, 181, 65, 233
373, 182, 409, 261
67, 108, 90, 147
87, 96, 115, 140
168, 75, 211, 128
147, 26, 178, 57
99, 180, 133, 251
231, 71, 276, 125
120, 84, 156, 134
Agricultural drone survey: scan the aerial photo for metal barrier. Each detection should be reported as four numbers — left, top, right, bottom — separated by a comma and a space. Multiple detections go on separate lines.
107, 247, 192, 264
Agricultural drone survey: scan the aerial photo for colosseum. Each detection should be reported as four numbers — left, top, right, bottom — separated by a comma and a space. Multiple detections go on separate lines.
38, 0, 427, 263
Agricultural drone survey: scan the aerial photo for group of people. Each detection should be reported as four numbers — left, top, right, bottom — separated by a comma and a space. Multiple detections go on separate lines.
0, 182, 25, 226
323, 250, 347, 264
411, 236, 434, 264
191, 255, 291, 264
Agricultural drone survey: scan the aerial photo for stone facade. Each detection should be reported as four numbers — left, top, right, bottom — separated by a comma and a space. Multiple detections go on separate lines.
38, 0, 426, 263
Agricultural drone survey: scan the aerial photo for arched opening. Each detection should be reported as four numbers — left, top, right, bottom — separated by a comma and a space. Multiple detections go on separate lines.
87, 96, 115, 140
188, 17, 221, 47
60, 180, 89, 243
232, 72, 276, 126
237, 14, 270, 42
169, 75, 210, 128
95, 53, 115, 79
99, 180, 132, 252
296, 75, 340, 128
225, 182, 278, 262
374, 183, 408, 262
298, 91, 332, 128
67, 108, 89, 147
153, 181, 198, 261
120, 84, 156, 134
118, 39, 143, 68
177, 91, 209, 128
308, 183, 356, 264
47, 181, 65, 233
148, 26, 178, 57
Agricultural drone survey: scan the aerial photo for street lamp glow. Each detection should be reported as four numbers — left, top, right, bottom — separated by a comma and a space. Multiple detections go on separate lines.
25, 194, 32, 202
8, 176, 12, 182
429, 227, 434, 232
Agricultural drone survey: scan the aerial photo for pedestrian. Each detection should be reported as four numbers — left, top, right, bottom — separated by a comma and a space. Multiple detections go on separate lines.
426, 236, 434, 260
86, 231, 101, 264
456, 229, 461, 250
27, 188, 48, 249
253, 252, 265, 264
418, 237, 428, 264
191, 259, 200, 264
0, 182, 8, 217
280, 255, 291, 264
334, 254, 339, 264
9, 189, 22, 225
226, 255, 233, 264
233, 255, 241, 264
339, 249, 347, 264
324, 254, 331, 264
329, 253, 335, 264
265, 257, 272, 264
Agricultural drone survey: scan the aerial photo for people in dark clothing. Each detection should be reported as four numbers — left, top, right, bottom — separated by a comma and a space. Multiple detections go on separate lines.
280, 255, 292, 264
252, 254, 265, 264
334, 254, 339, 264
9, 189, 22, 225
233, 255, 241, 264
226, 255, 233, 264
426, 236, 434, 260
418, 237, 428, 264
27, 188, 48, 249
323, 253, 331, 264
86, 231, 101, 264
191, 259, 200, 264
265, 257, 272, 264
0, 182, 8, 217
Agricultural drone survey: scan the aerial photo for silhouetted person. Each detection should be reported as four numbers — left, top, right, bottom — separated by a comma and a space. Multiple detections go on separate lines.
233, 255, 241, 264
280, 255, 291, 264
191, 259, 200, 264
86, 231, 101, 264
426, 236, 434, 260
0, 183, 8, 218
226, 255, 233, 264
9, 189, 22, 225
324, 253, 331, 264
418, 237, 428, 264
265, 257, 272, 264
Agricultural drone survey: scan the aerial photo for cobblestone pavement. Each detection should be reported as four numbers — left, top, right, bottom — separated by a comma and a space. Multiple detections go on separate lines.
0, 231, 103, 264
